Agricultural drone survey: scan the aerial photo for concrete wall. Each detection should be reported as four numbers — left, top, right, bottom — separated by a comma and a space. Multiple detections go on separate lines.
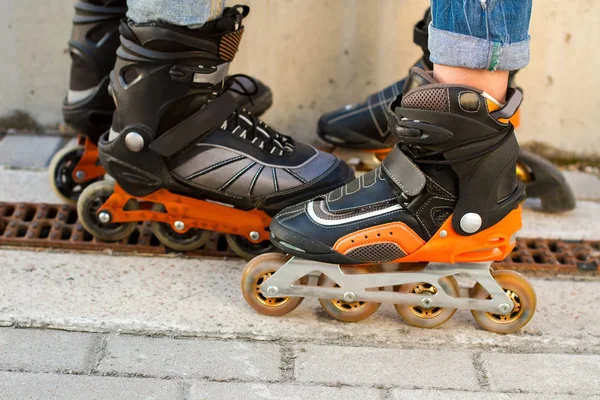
1, 0, 598, 154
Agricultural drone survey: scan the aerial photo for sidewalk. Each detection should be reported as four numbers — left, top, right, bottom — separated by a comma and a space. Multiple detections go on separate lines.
0, 137, 599, 399
1, 328, 599, 399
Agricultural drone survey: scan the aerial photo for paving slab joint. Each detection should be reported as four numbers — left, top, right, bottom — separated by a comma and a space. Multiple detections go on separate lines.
280, 343, 296, 382
180, 380, 191, 400
471, 352, 491, 390
88, 335, 108, 373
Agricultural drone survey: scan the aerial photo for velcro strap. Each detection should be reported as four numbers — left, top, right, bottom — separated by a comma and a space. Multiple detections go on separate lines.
381, 146, 426, 197
149, 91, 238, 157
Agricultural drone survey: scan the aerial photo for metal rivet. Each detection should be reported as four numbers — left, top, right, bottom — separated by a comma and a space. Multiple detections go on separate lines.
460, 213, 482, 234
249, 231, 260, 241
421, 298, 433, 308
343, 292, 356, 302
439, 230, 448, 238
125, 132, 145, 152
174, 221, 185, 231
266, 286, 278, 296
98, 211, 111, 224
75, 171, 85, 180
498, 303, 511, 314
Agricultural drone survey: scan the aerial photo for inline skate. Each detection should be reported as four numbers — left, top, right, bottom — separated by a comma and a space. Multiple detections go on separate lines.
318, 8, 575, 213
242, 67, 537, 333
50, 0, 274, 204
77, 6, 354, 259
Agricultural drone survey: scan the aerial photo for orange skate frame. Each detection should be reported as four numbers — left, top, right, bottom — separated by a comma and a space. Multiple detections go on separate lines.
72, 135, 106, 184
98, 184, 272, 243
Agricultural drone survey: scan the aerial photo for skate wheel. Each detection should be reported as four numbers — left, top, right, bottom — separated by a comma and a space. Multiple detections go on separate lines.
77, 181, 138, 242
470, 270, 536, 334
317, 265, 381, 322
241, 253, 305, 316
49, 145, 101, 204
149, 204, 211, 252
394, 276, 460, 329
226, 234, 276, 261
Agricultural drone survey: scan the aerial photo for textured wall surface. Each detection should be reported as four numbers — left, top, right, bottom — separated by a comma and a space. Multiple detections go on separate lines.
0, 0, 598, 154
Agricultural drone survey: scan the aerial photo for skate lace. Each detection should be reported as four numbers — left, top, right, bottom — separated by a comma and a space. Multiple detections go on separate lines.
222, 74, 295, 156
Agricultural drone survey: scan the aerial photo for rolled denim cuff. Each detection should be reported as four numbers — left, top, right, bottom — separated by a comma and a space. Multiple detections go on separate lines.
428, 24, 530, 71
127, 0, 225, 28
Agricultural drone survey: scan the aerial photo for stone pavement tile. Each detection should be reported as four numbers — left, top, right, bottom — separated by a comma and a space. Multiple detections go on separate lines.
0, 372, 181, 400
0, 134, 66, 169
98, 335, 281, 381
190, 382, 385, 400
294, 344, 478, 390
482, 353, 600, 395
564, 171, 600, 202
392, 389, 597, 399
0, 328, 98, 372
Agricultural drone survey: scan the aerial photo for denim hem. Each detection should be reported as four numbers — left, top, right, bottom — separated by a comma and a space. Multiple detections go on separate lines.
126, 0, 225, 28
428, 25, 530, 71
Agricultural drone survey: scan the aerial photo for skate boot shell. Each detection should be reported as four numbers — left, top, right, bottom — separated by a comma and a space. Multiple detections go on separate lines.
50, 0, 127, 204
77, 6, 354, 259
318, 8, 574, 212
242, 68, 536, 333
50, 2, 275, 204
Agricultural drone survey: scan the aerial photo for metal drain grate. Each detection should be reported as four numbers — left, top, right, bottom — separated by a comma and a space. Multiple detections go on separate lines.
495, 238, 599, 274
0, 202, 235, 257
0, 201, 598, 275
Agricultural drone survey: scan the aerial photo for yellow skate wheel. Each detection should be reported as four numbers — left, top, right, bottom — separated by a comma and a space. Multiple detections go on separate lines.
394, 276, 460, 329
149, 204, 211, 252
470, 270, 536, 334
77, 181, 138, 242
317, 265, 381, 322
241, 253, 305, 316
226, 233, 275, 261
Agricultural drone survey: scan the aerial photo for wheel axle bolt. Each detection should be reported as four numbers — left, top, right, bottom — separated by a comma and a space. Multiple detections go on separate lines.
75, 171, 85, 180
174, 221, 185, 231
249, 231, 260, 241
498, 303, 511, 314
343, 292, 356, 302
266, 286, 278, 296
421, 298, 433, 308
98, 211, 111, 224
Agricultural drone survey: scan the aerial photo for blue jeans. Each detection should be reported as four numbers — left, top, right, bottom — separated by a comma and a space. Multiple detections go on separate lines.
429, 0, 532, 71
126, 0, 225, 28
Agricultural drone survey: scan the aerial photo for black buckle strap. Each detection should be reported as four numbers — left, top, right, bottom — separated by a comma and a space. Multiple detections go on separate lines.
381, 146, 426, 197
149, 91, 239, 158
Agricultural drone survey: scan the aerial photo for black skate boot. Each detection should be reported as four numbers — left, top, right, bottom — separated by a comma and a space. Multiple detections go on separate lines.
50, 1, 274, 204
50, 0, 127, 204
77, 6, 354, 259
242, 68, 536, 333
318, 8, 575, 213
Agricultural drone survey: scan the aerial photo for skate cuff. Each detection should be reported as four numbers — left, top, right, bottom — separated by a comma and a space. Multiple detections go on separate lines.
381, 147, 425, 197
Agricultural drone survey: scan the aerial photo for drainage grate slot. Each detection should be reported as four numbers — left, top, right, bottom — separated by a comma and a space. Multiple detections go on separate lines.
3, 205, 15, 217
128, 230, 140, 245
16, 225, 28, 238
39, 223, 52, 239
46, 207, 58, 219
23, 207, 36, 222
66, 209, 78, 224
